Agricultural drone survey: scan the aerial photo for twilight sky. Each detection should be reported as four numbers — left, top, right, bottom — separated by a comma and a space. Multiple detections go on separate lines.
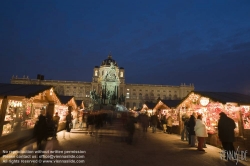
1, 0, 250, 94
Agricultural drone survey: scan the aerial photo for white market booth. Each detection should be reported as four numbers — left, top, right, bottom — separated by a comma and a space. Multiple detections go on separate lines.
178, 91, 250, 153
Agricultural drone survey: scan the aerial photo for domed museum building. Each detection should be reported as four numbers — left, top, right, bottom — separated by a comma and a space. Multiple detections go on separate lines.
11, 55, 194, 110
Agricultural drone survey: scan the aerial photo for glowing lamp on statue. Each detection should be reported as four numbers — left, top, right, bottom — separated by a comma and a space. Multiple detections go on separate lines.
200, 97, 209, 106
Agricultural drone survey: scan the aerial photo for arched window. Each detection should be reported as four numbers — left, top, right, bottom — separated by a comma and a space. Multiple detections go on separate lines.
163, 95, 167, 100
150, 92, 154, 100
132, 93, 136, 99
139, 93, 142, 99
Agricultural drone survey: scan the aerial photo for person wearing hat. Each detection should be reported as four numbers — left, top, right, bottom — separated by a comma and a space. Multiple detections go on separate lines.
218, 112, 236, 156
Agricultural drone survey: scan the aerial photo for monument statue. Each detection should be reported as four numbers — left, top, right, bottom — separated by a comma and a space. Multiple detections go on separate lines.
90, 89, 100, 104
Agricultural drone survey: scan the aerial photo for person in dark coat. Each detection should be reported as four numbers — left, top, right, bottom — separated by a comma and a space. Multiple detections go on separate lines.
65, 111, 73, 132
188, 113, 196, 147
140, 113, 149, 132
34, 113, 48, 150
53, 112, 60, 136
218, 112, 236, 153
126, 113, 137, 144
150, 113, 158, 133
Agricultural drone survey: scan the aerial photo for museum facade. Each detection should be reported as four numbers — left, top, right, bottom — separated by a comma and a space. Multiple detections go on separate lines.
10, 55, 194, 110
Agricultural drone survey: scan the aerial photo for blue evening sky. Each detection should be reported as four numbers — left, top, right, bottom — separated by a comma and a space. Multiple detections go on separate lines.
1, 0, 250, 94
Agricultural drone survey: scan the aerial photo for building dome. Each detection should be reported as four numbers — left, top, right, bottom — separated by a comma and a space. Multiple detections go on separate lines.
101, 55, 118, 67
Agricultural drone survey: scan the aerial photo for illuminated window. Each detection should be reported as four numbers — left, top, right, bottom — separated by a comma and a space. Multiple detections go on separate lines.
120, 71, 123, 77
95, 70, 98, 76
126, 93, 130, 98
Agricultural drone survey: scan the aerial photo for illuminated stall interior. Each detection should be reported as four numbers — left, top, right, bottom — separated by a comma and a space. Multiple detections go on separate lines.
0, 84, 60, 136
140, 101, 156, 116
178, 91, 250, 136
154, 100, 182, 126
56, 96, 77, 122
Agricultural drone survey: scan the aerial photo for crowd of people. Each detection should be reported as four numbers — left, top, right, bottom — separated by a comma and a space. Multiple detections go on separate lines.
180, 111, 236, 154
33, 107, 237, 159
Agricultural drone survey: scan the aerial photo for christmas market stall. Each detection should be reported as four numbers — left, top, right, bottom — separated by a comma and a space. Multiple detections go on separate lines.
140, 101, 156, 116
56, 95, 77, 130
0, 83, 60, 155
154, 100, 182, 134
177, 91, 250, 153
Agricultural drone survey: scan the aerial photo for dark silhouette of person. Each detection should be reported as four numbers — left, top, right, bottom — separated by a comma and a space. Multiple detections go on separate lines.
53, 112, 60, 137
126, 113, 137, 144
218, 112, 236, 155
188, 113, 196, 147
150, 113, 158, 133
140, 113, 149, 132
34, 112, 48, 150
65, 111, 73, 132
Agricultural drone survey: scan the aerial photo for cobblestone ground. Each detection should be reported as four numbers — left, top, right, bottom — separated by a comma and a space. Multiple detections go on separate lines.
1, 119, 249, 166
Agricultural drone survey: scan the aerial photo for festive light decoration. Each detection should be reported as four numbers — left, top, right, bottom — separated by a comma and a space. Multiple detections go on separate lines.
9, 100, 23, 108
189, 93, 200, 103
200, 97, 209, 106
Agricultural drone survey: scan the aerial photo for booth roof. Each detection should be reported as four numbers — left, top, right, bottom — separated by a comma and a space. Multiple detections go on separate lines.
58, 95, 74, 104
161, 100, 182, 108
0, 83, 53, 98
75, 100, 83, 107
144, 101, 156, 109
192, 91, 250, 105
